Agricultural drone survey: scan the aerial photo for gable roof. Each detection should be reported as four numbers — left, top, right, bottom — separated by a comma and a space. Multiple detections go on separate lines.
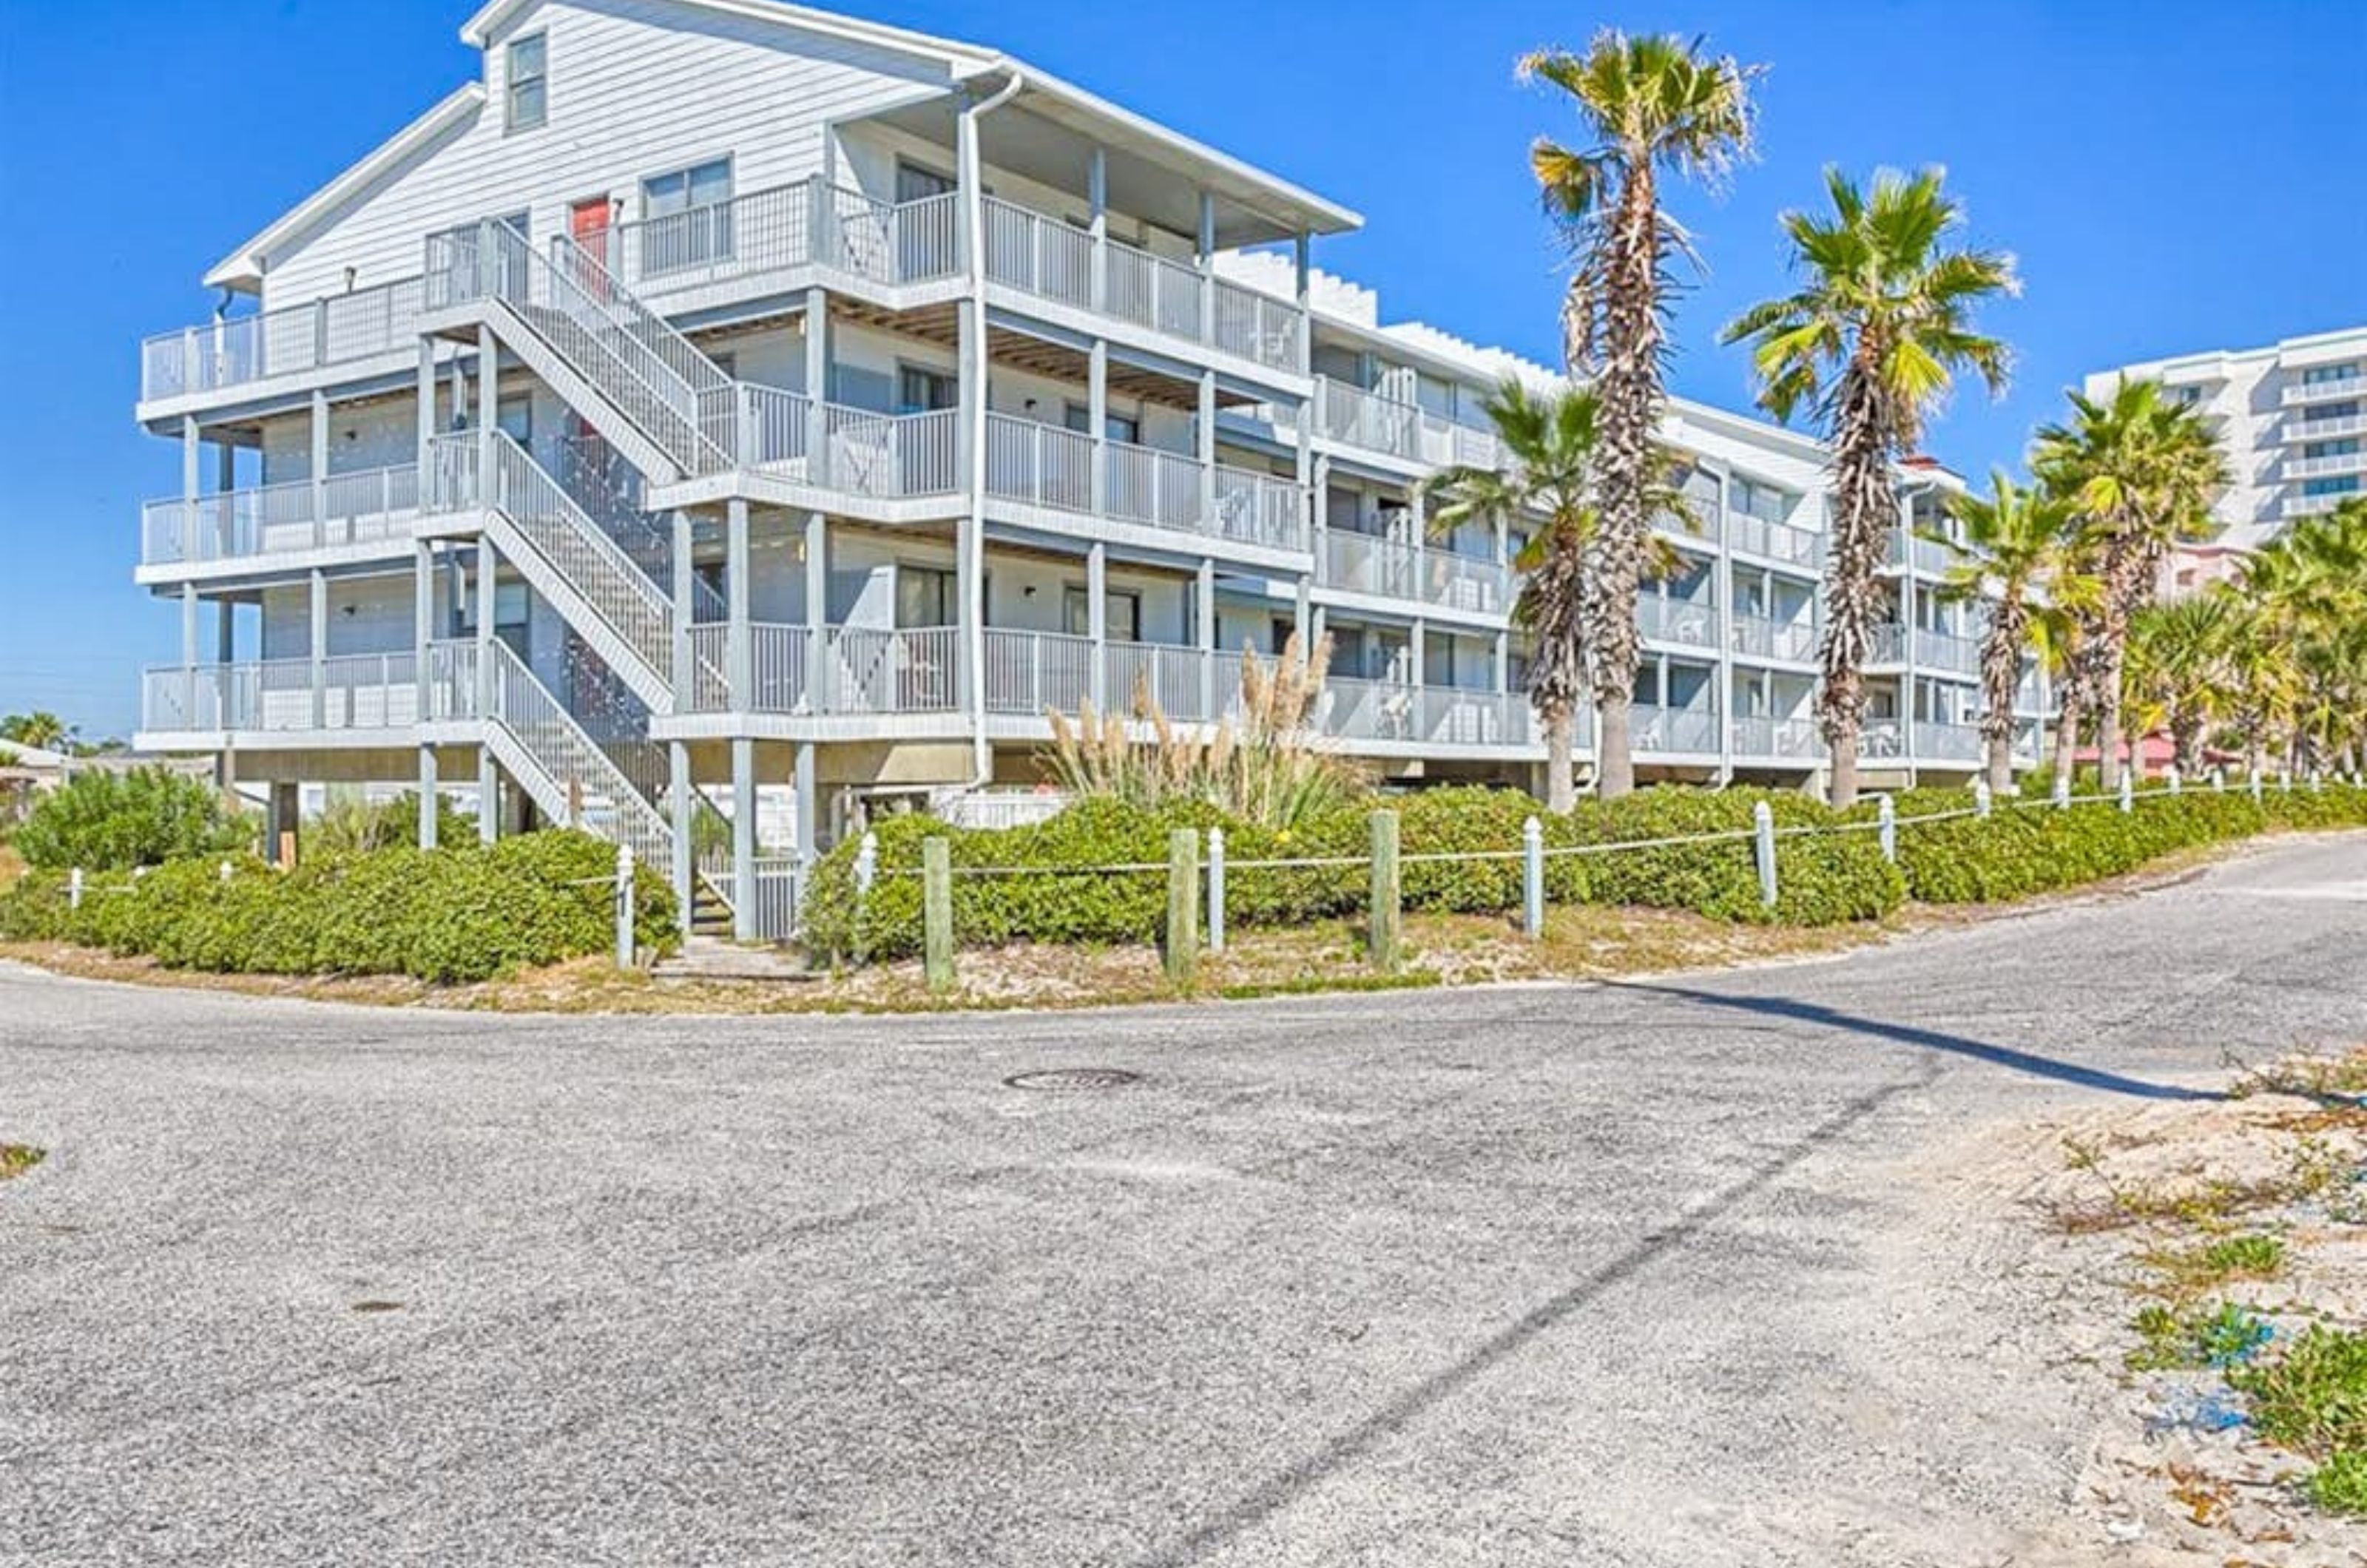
203, 84, 485, 291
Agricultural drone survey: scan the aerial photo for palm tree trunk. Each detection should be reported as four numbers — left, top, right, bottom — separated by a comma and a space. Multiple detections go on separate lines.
1544, 704, 1576, 814
1828, 725, 1861, 812
2096, 700, 2125, 793
1584, 171, 1664, 803
1595, 691, 1632, 801
2053, 699, 2081, 795
1985, 733, 2013, 796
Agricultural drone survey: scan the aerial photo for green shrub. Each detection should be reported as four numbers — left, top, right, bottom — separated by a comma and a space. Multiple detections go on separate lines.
0, 829, 675, 983
311, 791, 472, 856
1567, 788, 1901, 926
13, 767, 252, 871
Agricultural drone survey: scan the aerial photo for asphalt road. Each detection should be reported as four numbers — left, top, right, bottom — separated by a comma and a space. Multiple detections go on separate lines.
5, 836, 2366, 1567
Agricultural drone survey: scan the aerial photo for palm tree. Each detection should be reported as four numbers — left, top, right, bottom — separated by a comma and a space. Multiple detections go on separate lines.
0, 712, 70, 752
2125, 591, 2235, 778
1722, 166, 2017, 807
1929, 469, 2076, 792
2245, 497, 2367, 772
1520, 30, 1759, 798
2032, 378, 2229, 788
1423, 381, 1602, 811
2029, 564, 2104, 797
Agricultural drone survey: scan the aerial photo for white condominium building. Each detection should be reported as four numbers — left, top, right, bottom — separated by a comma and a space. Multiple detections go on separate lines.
130, 0, 2032, 937
2084, 325, 2367, 590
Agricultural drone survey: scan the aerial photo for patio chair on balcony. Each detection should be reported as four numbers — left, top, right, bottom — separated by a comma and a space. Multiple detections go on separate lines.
1863, 721, 1904, 760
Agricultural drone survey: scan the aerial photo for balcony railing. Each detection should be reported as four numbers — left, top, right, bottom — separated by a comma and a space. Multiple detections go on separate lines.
1726, 510, 1822, 569
2286, 413, 2367, 443
1318, 532, 1506, 614
141, 464, 419, 567
2283, 374, 2365, 408
596, 178, 963, 295
140, 278, 427, 402
982, 413, 1309, 550
1913, 627, 1981, 675
1315, 379, 1422, 462
2287, 490, 2361, 518
1729, 612, 1817, 663
1729, 714, 1821, 760
1635, 595, 1718, 649
2286, 448, 2367, 480
1865, 623, 1908, 664
726, 385, 962, 499
1912, 721, 1985, 763
1888, 532, 1956, 574
141, 653, 421, 734
1631, 704, 1722, 756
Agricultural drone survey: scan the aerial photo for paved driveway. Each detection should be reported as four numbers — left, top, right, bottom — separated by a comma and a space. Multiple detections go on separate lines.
4, 837, 2366, 1567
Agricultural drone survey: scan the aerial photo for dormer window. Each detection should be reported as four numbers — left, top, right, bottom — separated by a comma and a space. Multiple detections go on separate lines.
506, 33, 547, 132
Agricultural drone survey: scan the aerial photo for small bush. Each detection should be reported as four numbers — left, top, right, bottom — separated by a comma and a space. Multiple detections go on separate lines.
311, 791, 473, 856
13, 767, 251, 871
2232, 1323, 2367, 1456
0, 829, 674, 984
2307, 1448, 2367, 1515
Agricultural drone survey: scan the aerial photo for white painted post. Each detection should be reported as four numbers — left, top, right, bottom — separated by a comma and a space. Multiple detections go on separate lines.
2213, 766, 2227, 793
2167, 766, 2181, 795
1973, 779, 1993, 819
615, 842, 636, 970
1877, 795, 1897, 862
2053, 773, 2071, 810
2250, 770, 2263, 804
220, 860, 234, 883
1752, 800, 1778, 910
1206, 827, 1226, 955
68, 868, 84, 910
2280, 769, 2292, 794
854, 831, 879, 899
1522, 815, 1544, 939
2118, 770, 2134, 814
2312, 770, 2324, 794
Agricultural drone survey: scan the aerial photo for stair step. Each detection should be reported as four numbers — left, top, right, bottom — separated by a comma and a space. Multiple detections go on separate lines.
655, 935, 814, 983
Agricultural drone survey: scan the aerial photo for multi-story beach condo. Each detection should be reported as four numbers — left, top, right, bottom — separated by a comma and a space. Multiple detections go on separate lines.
131, 0, 2030, 936
2084, 325, 2367, 592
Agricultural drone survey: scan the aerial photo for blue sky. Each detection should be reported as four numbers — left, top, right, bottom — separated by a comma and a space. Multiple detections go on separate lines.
2, 0, 2361, 739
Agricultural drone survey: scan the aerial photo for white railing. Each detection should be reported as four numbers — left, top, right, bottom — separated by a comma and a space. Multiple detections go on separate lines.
823, 626, 962, 714
1727, 510, 1823, 569
983, 413, 1094, 513
480, 433, 674, 683
2286, 490, 2358, 518
934, 789, 1073, 830
1320, 532, 1506, 614
1865, 623, 1908, 664
1730, 714, 1821, 760
485, 641, 673, 866
823, 184, 961, 285
1104, 440, 1205, 532
1890, 532, 1956, 574
601, 183, 806, 292
1414, 686, 1531, 748
2286, 413, 2367, 442
1214, 466, 1307, 551
2287, 448, 2367, 479
1317, 378, 1422, 462
749, 856, 803, 942
141, 653, 420, 734
1912, 721, 1984, 763
1913, 627, 1981, 675
1635, 595, 1718, 648
817, 402, 961, 499
1632, 704, 1722, 756
982, 196, 1098, 311
140, 277, 426, 402
2283, 374, 2365, 407
141, 464, 419, 566
1729, 612, 1817, 663
1413, 413, 1502, 470
1210, 278, 1302, 373
982, 628, 1095, 716
1104, 640, 1209, 721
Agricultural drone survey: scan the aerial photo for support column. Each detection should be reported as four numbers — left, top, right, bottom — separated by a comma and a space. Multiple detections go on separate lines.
308, 569, 328, 731
413, 541, 436, 718
731, 737, 757, 942
1088, 339, 1110, 516
1087, 146, 1109, 311
309, 389, 330, 546
1310, 453, 1332, 589
1411, 616, 1428, 695
418, 745, 439, 849
1196, 558, 1217, 717
804, 510, 829, 709
416, 339, 436, 479
1087, 541, 1109, 709
1196, 368, 1218, 528
1293, 230, 1313, 374
794, 740, 819, 873
669, 740, 695, 939
476, 539, 498, 843
180, 583, 200, 726
670, 510, 695, 709
476, 325, 499, 479
1196, 190, 1217, 349
217, 598, 235, 664
726, 499, 752, 710
956, 291, 989, 776
803, 288, 829, 486
269, 782, 300, 869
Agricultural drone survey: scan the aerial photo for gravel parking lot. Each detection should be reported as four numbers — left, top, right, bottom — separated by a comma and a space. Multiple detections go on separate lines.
5, 835, 2366, 1567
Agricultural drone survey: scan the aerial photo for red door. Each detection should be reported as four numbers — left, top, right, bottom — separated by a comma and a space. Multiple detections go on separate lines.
570, 196, 613, 288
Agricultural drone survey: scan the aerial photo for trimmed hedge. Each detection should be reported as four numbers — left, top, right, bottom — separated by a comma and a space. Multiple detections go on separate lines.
802, 785, 1906, 962
0, 830, 676, 984
1885, 782, 2367, 904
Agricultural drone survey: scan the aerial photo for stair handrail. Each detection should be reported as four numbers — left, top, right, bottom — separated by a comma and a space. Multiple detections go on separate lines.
485, 433, 675, 683
482, 640, 672, 868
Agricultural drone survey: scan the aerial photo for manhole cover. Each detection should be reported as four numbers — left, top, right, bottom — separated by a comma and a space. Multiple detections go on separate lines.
1003, 1068, 1144, 1092
350, 1300, 405, 1314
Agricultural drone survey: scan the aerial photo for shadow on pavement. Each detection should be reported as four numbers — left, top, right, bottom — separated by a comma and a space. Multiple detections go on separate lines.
1613, 981, 2223, 1104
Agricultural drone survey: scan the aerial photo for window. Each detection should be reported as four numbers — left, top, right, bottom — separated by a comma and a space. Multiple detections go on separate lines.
2303, 401, 2361, 423
895, 162, 956, 203
2303, 476, 2361, 497
1062, 587, 1140, 641
505, 33, 547, 132
640, 158, 733, 273
897, 565, 957, 629
2301, 363, 2361, 386
2304, 439, 2360, 459
897, 365, 958, 414
1063, 402, 1141, 445
496, 394, 533, 447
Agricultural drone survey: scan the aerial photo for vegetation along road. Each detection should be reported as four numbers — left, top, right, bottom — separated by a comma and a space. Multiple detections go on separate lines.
4, 834, 2366, 1566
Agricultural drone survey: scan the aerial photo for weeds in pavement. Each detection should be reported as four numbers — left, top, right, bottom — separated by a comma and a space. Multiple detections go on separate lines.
2231, 1049, 2367, 1106
2306, 1448, 2367, 1515
2141, 1233, 2287, 1298
2127, 1300, 2275, 1372
0, 1143, 44, 1180
2232, 1325, 2367, 1454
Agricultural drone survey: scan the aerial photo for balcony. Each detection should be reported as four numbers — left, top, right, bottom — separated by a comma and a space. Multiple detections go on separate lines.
1632, 704, 1721, 757
601, 179, 960, 297
2288, 489, 2362, 518
141, 465, 419, 570
980, 197, 1303, 374
1912, 722, 1985, 764
1912, 627, 1981, 676
2283, 374, 2366, 408
1729, 714, 1821, 761
1865, 623, 1908, 665
1318, 532, 1507, 615
1887, 532, 1956, 575
141, 653, 421, 735
2284, 413, 2367, 443
1727, 510, 1823, 570
1729, 612, 1817, 663
2286, 448, 2367, 481
981, 413, 1306, 551
1635, 595, 1718, 649
729, 385, 962, 501
1318, 676, 1538, 750
140, 278, 426, 405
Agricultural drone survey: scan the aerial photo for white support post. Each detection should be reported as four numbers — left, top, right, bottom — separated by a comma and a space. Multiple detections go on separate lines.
854, 831, 880, 899
1973, 778, 1993, 819
671, 510, 695, 710
804, 288, 830, 486
726, 499, 752, 709
1087, 146, 1109, 313
1196, 191, 1217, 349
2053, 772, 2072, 810
794, 741, 819, 879
308, 569, 328, 731
1206, 826, 1226, 955
67, 868, 84, 911
1752, 800, 1778, 909
805, 510, 829, 711
418, 746, 439, 850
1088, 339, 1110, 516
475, 324, 499, 486
2167, 765, 2182, 795
1087, 541, 1108, 709
476, 537, 497, 844
669, 740, 694, 939
1196, 558, 1217, 717
309, 389, 330, 547
1196, 368, 1218, 528
2214, 766, 2227, 793
1522, 816, 1544, 939
615, 843, 636, 970
731, 737, 757, 942
1877, 794, 1897, 862
2118, 769, 2135, 813
2250, 770, 2264, 804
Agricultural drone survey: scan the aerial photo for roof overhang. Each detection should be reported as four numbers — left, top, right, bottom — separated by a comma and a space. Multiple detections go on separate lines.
202, 84, 485, 292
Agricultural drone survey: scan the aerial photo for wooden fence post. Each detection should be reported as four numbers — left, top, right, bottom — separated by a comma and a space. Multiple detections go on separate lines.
922, 837, 954, 993
1368, 808, 1400, 971
1165, 827, 1199, 984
